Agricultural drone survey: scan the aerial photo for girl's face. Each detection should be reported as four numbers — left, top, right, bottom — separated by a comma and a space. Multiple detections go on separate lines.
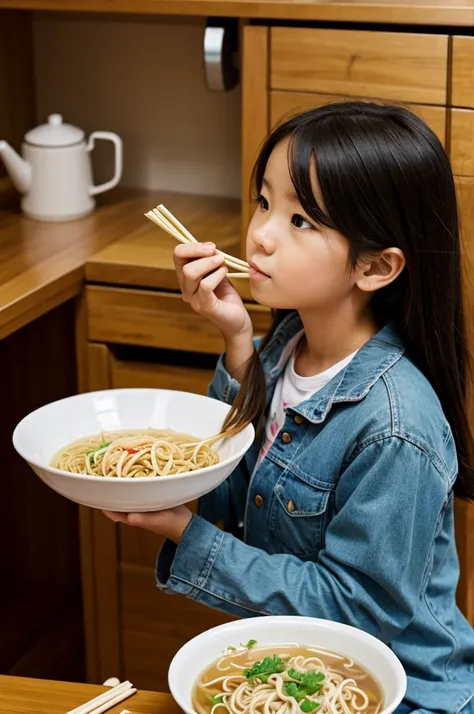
246, 139, 361, 313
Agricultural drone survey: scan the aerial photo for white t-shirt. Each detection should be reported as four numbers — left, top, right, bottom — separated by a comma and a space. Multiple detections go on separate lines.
257, 332, 357, 465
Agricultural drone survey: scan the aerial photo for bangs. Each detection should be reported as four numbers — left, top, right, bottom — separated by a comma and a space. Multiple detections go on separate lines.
287, 127, 338, 232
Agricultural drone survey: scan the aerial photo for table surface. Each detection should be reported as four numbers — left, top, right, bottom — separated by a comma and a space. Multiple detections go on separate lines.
0, 675, 181, 714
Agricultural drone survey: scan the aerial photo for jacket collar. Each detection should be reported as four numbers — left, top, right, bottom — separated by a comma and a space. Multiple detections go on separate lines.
260, 312, 405, 424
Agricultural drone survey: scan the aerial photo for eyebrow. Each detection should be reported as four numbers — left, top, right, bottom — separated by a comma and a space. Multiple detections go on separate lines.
262, 177, 299, 204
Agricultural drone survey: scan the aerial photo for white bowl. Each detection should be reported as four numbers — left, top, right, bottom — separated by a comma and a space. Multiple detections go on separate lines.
12, 388, 254, 512
168, 616, 407, 714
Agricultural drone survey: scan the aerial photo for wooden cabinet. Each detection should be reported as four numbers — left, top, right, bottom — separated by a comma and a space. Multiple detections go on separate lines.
270, 28, 448, 104
86, 286, 269, 353
452, 37, 474, 109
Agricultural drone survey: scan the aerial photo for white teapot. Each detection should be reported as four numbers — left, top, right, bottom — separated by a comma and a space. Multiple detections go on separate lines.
0, 114, 123, 222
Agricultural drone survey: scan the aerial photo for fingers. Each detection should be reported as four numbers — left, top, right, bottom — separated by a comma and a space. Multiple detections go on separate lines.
173, 242, 216, 269
198, 265, 228, 303
102, 510, 128, 523
180, 257, 226, 304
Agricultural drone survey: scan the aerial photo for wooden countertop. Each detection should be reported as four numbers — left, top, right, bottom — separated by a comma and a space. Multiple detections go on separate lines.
0, 0, 472, 27
85, 192, 253, 300
0, 189, 242, 340
0, 675, 180, 714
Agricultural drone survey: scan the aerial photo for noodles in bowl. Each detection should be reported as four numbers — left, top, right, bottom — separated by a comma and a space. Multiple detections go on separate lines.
13, 388, 255, 511
193, 642, 383, 714
52, 429, 220, 478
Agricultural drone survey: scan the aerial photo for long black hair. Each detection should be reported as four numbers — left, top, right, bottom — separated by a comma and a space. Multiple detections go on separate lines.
224, 101, 474, 500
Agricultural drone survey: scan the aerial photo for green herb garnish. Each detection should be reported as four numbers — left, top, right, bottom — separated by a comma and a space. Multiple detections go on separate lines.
87, 442, 111, 457
300, 699, 320, 712
288, 668, 303, 682
226, 645, 237, 652
241, 639, 258, 650
244, 655, 285, 684
209, 695, 224, 707
283, 671, 325, 702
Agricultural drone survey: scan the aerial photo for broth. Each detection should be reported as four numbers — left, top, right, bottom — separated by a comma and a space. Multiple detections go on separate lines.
192, 643, 383, 714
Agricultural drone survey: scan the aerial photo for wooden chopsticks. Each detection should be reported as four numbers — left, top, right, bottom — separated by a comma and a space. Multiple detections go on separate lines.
145, 204, 250, 278
65, 680, 137, 714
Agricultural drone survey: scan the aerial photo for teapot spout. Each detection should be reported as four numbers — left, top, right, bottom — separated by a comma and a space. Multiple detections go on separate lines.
0, 140, 31, 194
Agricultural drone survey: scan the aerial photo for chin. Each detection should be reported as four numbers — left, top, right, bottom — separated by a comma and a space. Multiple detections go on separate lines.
249, 283, 294, 310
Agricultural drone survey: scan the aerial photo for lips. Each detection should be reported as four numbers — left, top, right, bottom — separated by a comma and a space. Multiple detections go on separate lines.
248, 258, 270, 278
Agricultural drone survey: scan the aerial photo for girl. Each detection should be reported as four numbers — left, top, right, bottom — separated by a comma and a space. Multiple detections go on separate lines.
105, 102, 474, 713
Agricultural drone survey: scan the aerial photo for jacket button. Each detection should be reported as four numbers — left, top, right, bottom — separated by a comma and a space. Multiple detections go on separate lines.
281, 432, 292, 444
294, 414, 304, 425
288, 499, 295, 512
255, 494, 264, 508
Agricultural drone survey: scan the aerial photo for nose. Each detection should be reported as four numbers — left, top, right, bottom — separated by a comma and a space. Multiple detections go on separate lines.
249, 219, 276, 255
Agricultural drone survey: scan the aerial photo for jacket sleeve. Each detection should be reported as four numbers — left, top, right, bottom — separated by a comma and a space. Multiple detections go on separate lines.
156, 436, 450, 642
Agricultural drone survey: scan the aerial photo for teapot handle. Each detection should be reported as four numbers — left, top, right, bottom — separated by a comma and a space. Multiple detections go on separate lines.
87, 131, 123, 196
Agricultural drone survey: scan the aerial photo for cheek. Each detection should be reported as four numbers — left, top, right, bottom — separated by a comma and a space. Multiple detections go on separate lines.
281, 246, 352, 294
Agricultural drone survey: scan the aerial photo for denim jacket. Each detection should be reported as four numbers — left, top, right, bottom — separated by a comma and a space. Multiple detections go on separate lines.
157, 314, 474, 714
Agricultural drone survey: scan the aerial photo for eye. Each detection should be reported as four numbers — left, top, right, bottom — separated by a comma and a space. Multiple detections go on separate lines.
255, 194, 269, 211
291, 213, 314, 230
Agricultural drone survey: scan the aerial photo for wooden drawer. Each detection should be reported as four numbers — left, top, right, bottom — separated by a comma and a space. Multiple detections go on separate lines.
86, 286, 271, 353
450, 109, 474, 176
270, 91, 447, 146
270, 28, 448, 105
452, 37, 474, 109
111, 356, 215, 395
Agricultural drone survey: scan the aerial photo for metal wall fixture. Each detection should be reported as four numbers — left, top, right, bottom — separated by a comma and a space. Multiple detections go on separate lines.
203, 18, 240, 92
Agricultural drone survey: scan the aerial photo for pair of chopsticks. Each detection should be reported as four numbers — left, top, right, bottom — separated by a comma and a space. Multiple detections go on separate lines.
65, 680, 136, 714
145, 204, 250, 278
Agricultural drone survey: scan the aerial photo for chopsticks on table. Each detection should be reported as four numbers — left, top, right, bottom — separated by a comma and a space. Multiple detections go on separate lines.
65, 680, 137, 714
145, 204, 250, 279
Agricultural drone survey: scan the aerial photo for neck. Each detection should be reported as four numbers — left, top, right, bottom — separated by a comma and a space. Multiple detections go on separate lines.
295, 302, 378, 376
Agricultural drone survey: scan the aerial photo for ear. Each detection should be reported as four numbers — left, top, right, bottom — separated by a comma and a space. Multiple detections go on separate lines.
356, 248, 406, 293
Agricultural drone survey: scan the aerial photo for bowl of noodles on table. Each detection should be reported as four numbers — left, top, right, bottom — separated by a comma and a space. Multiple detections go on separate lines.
169, 616, 406, 714
12, 388, 254, 512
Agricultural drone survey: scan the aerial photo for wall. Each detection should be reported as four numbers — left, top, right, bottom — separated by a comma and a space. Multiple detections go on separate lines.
33, 13, 241, 198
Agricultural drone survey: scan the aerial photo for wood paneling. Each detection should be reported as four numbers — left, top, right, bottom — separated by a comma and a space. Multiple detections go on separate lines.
270, 91, 447, 146
241, 24, 269, 253
271, 29, 448, 105
120, 565, 234, 691
450, 109, 474, 177
87, 286, 270, 353
452, 36, 474, 109
0, 10, 34, 204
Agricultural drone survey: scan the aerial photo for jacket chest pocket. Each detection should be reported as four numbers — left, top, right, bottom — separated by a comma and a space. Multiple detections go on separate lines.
269, 470, 333, 557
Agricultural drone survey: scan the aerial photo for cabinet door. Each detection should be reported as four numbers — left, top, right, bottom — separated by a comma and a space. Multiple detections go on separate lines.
452, 37, 474, 109
270, 91, 447, 146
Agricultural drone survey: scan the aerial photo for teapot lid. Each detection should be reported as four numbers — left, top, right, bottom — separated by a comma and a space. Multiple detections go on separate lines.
25, 114, 85, 147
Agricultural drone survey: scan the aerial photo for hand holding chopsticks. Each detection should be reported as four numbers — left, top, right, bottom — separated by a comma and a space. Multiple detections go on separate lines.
65, 680, 137, 714
145, 204, 250, 279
